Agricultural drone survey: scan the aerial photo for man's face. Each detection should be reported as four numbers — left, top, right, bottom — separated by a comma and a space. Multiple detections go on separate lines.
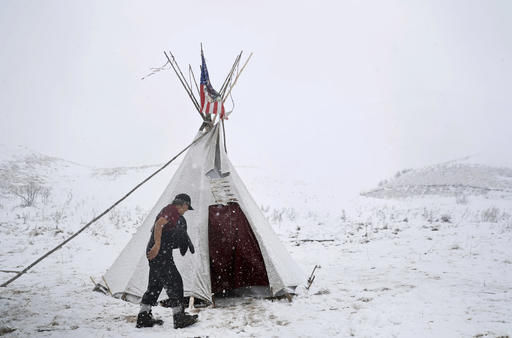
176, 204, 189, 216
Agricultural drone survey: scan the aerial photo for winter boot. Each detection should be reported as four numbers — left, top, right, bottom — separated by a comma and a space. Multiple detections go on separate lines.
148, 310, 164, 326
173, 311, 198, 329
135, 311, 164, 328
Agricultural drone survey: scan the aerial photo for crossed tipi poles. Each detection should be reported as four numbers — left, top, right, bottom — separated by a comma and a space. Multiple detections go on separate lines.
163, 45, 253, 128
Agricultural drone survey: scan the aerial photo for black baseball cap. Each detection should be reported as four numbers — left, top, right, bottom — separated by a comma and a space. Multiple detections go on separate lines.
173, 193, 194, 210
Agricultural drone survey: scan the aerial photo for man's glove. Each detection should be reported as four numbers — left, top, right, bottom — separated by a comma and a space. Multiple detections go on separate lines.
174, 216, 193, 256
187, 234, 195, 254
178, 231, 195, 256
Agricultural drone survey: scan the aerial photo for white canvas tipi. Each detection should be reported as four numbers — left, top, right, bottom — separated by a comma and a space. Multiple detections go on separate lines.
100, 48, 303, 304
100, 123, 304, 304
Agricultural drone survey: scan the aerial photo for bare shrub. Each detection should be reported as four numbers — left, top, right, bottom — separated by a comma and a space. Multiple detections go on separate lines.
440, 214, 451, 223
16, 212, 30, 224
10, 181, 43, 207
134, 214, 145, 227
422, 208, 433, 223
51, 209, 67, 226
266, 207, 298, 224
504, 217, 512, 232
481, 207, 500, 223
270, 208, 285, 223
40, 187, 52, 205
376, 209, 386, 224
501, 212, 511, 222
455, 193, 468, 205
340, 209, 346, 222
284, 208, 297, 222
64, 191, 73, 206
109, 208, 122, 228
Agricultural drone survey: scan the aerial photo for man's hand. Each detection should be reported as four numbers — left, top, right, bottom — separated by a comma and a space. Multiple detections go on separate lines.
148, 217, 166, 261
147, 245, 160, 260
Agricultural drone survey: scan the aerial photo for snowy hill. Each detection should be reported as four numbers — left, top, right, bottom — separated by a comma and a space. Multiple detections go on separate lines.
1, 146, 511, 337
362, 156, 512, 199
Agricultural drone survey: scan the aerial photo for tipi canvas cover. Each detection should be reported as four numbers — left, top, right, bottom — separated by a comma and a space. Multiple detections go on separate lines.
101, 124, 303, 303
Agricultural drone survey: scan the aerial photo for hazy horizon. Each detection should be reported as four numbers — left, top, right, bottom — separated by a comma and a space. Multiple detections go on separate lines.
1, 0, 511, 195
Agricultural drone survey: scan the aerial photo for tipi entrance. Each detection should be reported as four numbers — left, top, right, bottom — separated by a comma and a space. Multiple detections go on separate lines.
208, 203, 269, 295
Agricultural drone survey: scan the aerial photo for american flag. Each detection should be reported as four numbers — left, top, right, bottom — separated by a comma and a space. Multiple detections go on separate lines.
200, 53, 226, 119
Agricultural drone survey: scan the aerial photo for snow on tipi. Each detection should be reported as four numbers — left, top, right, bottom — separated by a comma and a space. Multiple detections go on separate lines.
99, 49, 304, 304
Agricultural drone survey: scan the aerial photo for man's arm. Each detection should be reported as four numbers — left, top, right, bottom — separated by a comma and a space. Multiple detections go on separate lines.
147, 217, 168, 260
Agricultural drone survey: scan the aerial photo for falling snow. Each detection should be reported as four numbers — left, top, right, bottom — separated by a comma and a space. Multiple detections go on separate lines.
0, 146, 511, 337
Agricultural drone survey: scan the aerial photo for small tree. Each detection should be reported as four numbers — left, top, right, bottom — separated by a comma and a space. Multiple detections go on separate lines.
10, 181, 43, 207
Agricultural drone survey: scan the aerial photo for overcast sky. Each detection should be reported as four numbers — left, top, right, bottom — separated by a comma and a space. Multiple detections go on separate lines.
1, 0, 511, 195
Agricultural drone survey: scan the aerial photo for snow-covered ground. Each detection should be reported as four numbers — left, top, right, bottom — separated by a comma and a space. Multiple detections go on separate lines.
1, 145, 511, 337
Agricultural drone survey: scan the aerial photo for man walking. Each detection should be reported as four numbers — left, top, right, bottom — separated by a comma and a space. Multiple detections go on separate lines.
136, 193, 198, 329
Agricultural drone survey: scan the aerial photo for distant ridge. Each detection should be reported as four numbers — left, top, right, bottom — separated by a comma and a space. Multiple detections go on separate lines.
362, 156, 512, 199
